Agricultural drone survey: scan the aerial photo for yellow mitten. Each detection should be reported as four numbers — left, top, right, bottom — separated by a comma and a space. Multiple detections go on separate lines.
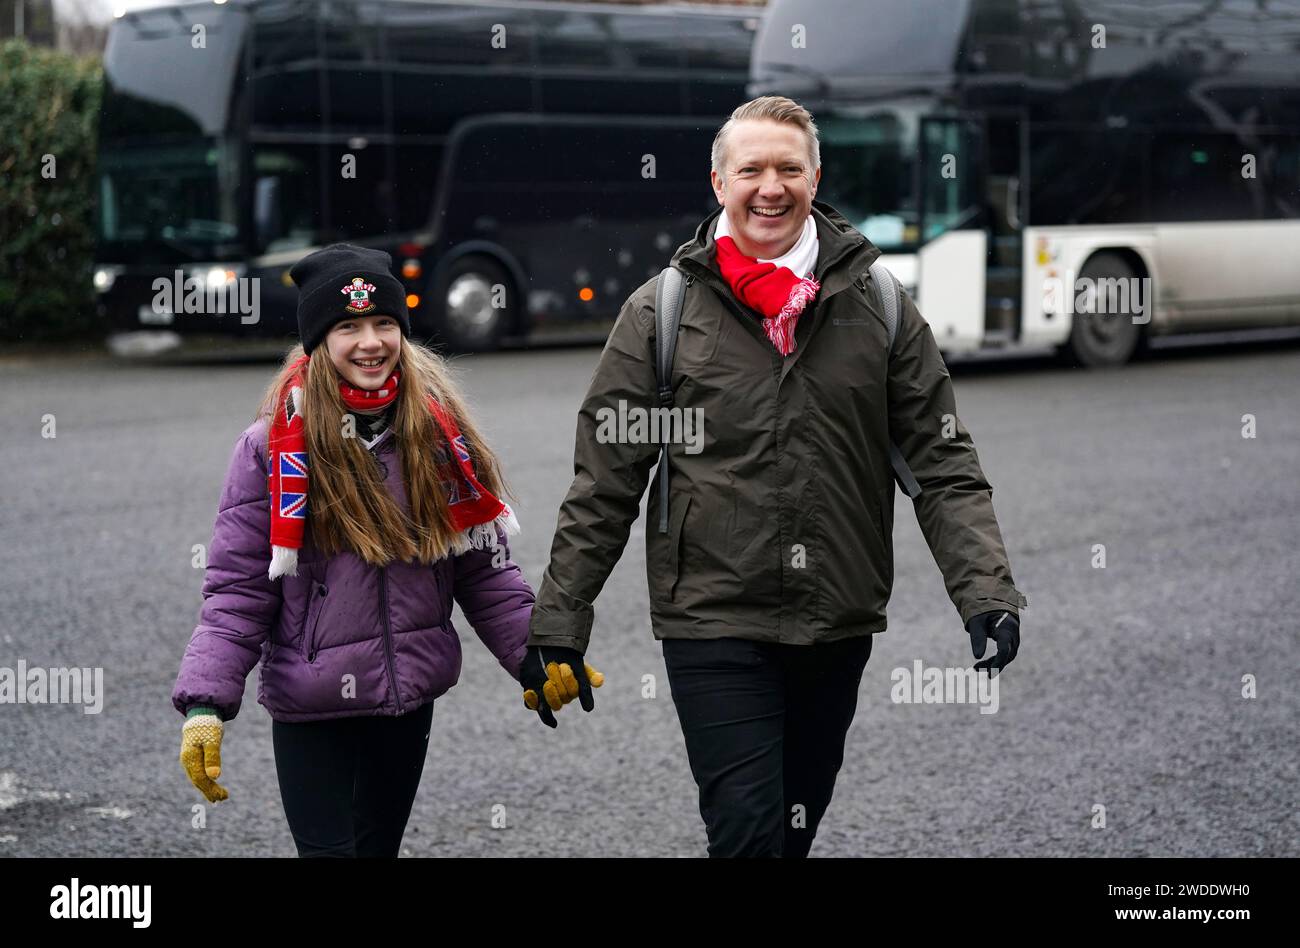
520, 646, 604, 727
180, 711, 229, 803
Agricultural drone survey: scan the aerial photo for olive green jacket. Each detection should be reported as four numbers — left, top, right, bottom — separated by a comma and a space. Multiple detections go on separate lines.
527, 201, 1026, 650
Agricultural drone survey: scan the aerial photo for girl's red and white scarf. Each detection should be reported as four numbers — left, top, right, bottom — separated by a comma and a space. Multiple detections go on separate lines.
266, 354, 518, 580
713, 210, 820, 356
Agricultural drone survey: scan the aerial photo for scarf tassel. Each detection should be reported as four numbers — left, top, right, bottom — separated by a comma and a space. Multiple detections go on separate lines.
448, 503, 521, 556
270, 545, 299, 581
763, 277, 820, 357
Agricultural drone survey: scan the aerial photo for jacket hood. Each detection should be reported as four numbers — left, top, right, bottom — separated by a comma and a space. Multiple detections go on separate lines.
671, 200, 881, 293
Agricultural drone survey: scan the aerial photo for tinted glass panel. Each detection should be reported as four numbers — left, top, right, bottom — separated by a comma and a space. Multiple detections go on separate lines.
322, 0, 387, 131
607, 13, 684, 70
755, 0, 969, 80
385, 3, 532, 67
98, 139, 240, 257
252, 0, 321, 130
394, 143, 443, 230
815, 113, 919, 249
326, 141, 396, 238
1149, 135, 1264, 221
252, 142, 325, 252
535, 10, 612, 67
1030, 127, 1146, 224
1258, 136, 1300, 219
103, 5, 247, 139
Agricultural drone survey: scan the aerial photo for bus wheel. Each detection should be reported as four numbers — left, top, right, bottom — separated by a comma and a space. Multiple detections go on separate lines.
1061, 252, 1144, 368
434, 256, 515, 352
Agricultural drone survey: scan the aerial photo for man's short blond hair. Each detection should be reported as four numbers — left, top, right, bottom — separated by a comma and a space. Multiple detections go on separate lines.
711, 96, 821, 176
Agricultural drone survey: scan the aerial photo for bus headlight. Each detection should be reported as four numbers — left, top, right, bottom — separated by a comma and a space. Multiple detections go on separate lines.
205, 266, 238, 288
93, 266, 123, 293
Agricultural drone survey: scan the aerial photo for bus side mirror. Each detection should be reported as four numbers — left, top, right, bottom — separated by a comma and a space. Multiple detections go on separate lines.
254, 177, 282, 249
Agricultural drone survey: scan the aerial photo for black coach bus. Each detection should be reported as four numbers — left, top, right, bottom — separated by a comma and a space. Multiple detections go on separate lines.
93, 0, 759, 350
752, 0, 1300, 366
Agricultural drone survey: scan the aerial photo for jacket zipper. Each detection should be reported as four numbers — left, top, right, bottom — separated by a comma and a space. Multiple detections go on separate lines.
677, 260, 788, 621
370, 442, 405, 714
378, 564, 404, 714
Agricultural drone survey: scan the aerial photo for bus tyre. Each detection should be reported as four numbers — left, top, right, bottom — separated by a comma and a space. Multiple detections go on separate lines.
433, 256, 516, 352
1061, 252, 1145, 368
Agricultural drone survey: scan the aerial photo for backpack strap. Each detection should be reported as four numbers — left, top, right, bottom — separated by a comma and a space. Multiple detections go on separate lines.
654, 267, 688, 533
869, 260, 924, 499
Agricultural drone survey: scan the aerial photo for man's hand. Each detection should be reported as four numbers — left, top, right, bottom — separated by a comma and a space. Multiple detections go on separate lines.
966, 610, 1020, 676
520, 645, 604, 728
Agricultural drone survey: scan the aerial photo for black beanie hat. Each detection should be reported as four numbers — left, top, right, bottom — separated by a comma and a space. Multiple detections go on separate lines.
288, 243, 410, 354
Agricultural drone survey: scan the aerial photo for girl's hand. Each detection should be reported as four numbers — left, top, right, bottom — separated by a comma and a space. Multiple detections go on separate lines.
179, 711, 229, 803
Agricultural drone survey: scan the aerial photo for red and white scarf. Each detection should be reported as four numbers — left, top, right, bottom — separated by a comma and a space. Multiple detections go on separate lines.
266, 354, 518, 580
713, 210, 820, 356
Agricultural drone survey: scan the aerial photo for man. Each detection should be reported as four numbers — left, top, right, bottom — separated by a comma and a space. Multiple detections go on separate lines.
518, 96, 1027, 857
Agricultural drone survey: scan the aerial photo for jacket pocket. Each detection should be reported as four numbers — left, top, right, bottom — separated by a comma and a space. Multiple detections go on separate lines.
432, 563, 454, 628
300, 581, 328, 663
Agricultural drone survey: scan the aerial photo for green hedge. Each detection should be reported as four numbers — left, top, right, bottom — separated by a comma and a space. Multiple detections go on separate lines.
0, 39, 103, 343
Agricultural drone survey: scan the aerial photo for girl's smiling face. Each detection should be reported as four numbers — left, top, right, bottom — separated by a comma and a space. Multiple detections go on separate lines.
325, 314, 403, 389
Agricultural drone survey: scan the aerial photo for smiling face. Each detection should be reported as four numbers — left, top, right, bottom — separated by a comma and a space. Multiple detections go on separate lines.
710, 118, 821, 260
324, 313, 403, 391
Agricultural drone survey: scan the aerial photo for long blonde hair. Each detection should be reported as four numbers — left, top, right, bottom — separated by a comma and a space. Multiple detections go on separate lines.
256, 337, 511, 567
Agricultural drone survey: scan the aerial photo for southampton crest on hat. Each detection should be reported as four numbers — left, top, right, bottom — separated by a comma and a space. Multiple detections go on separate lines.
341, 277, 378, 314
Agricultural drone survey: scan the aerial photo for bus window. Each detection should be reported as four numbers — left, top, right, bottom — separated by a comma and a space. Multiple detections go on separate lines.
253, 144, 326, 253
607, 13, 684, 70
99, 140, 239, 259
1149, 135, 1263, 222
394, 144, 442, 232
322, 0, 387, 133
1030, 127, 1146, 226
325, 142, 396, 239
816, 113, 919, 251
966, 0, 1023, 74
386, 3, 533, 68
920, 118, 979, 241
252, 0, 322, 130
683, 14, 755, 114
1260, 137, 1300, 219
387, 5, 536, 136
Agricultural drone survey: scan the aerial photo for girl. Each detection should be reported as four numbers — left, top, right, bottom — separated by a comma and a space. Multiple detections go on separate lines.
171, 243, 535, 857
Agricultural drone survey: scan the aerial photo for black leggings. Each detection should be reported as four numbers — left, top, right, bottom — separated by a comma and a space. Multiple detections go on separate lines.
271, 700, 435, 858
662, 635, 873, 858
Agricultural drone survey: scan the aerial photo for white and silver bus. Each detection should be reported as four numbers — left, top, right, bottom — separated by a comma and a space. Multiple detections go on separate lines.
751, 0, 1300, 366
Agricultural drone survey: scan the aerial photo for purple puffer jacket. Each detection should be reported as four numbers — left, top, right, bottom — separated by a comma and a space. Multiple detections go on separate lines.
171, 418, 533, 723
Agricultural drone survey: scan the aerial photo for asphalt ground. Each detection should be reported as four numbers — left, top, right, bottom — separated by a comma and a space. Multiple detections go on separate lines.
0, 333, 1296, 856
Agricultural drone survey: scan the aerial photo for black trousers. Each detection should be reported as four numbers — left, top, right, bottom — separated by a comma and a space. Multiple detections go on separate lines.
271, 700, 435, 858
662, 635, 873, 858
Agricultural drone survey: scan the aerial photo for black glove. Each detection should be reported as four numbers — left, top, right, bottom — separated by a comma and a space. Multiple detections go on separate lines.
519, 645, 603, 728
966, 610, 1020, 675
